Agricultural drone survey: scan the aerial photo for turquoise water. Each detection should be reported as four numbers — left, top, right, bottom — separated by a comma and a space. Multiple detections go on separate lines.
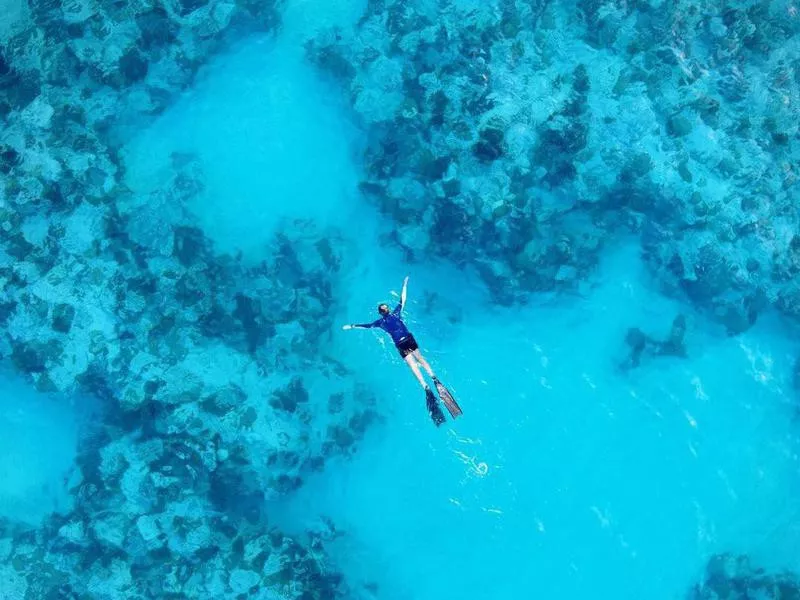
0, 368, 91, 526
3, 0, 800, 597
121, 5, 800, 598
122, 1, 366, 260
280, 246, 800, 599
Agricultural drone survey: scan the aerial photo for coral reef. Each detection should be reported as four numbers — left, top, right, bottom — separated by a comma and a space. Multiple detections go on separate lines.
0, 152, 376, 595
1, 502, 348, 599
307, 0, 800, 326
0, 0, 377, 596
3, 0, 800, 594
689, 553, 800, 600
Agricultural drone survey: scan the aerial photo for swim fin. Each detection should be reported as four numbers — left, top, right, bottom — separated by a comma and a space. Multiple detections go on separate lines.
426, 387, 446, 427
434, 377, 462, 419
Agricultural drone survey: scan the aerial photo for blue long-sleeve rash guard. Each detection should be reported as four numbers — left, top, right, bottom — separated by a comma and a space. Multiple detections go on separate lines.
354, 303, 410, 345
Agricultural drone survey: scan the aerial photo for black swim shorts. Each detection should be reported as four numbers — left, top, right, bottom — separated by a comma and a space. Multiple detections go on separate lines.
396, 334, 419, 358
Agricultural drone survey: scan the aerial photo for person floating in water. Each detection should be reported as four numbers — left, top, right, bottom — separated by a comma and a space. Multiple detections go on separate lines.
342, 276, 462, 426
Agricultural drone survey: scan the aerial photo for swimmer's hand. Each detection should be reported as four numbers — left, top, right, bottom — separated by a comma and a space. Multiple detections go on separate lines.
342, 324, 353, 330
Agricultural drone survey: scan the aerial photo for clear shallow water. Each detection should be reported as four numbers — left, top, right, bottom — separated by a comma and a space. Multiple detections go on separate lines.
279, 243, 800, 599
0, 369, 91, 526
110, 0, 800, 597
122, 0, 365, 261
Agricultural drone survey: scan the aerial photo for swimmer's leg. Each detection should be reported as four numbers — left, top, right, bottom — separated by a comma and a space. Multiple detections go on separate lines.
404, 354, 445, 426
404, 354, 428, 390
411, 349, 436, 379
410, 350, 461, 419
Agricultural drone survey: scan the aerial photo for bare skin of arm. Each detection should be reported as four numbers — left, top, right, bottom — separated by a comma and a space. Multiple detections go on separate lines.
399, 276, 408, 310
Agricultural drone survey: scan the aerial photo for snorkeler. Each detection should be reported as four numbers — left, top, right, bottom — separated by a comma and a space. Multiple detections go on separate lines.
342, 276, 462, 426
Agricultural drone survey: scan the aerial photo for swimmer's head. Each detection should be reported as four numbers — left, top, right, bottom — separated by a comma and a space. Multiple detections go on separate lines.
378, 303, 390, 316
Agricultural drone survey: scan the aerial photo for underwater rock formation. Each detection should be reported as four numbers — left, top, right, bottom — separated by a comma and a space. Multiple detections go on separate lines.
619, 314, 688, 371
2, 485, 350, 598
1, 148, 378, 465
689, 553, 800, 600
308, 0, 800, 328
0, 1, 380, 595
1, 165, 372, 597
0, 152, 375, 595
3, 0, 800, 595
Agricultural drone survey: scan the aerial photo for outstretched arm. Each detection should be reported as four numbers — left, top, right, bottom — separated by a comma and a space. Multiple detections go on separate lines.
343, 319, 381, 331
394, 276, 409, 315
